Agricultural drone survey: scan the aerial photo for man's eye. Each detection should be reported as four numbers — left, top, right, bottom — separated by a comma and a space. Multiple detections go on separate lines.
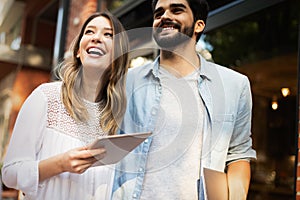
154, 12, 163, 19
172, 8, 183, 14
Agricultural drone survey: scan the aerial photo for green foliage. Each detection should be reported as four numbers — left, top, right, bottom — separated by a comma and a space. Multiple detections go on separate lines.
203, 1, 299, 68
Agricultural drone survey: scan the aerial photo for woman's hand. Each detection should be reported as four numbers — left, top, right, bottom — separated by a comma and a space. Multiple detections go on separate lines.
60, 146, 106, 174
39, 146, 106, 182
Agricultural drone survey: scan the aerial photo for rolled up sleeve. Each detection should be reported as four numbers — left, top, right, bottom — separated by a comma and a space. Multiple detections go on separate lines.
226, 77, 256, 164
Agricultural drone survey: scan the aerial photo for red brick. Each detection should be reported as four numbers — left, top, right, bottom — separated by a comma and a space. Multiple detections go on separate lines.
297, 180, 300, 194
297, 165, 300, 178
66, 0, 99, 51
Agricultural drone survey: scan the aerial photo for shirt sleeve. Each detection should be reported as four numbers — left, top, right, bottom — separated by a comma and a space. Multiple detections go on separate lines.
1, 86, 47, 197
226, 77, 256, 164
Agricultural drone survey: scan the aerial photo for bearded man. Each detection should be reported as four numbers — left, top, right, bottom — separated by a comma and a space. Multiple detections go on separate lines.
112, 0, 256, 199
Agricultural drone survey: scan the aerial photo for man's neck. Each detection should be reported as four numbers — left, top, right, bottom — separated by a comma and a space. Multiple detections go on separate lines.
160, 48, 200, 77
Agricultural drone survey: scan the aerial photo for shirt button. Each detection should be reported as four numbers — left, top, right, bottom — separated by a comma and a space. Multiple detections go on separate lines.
133, 193, 137, 198
144, 139, 148, 144
139, 167, 143, 172
151, 109, 156, 115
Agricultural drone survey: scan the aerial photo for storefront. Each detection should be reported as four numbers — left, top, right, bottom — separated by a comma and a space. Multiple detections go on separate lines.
0, 0, 299, 199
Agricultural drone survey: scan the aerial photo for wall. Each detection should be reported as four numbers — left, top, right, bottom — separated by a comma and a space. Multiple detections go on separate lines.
65, 0, 99, 52
9, 68, 50, 133
297, 118, 300, 200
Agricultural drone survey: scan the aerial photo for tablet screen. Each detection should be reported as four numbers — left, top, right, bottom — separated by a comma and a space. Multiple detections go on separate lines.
88, 132, 152, 166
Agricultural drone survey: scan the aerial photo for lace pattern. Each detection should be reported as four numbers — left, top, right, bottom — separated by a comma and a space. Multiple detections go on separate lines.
40, 82, 107, 144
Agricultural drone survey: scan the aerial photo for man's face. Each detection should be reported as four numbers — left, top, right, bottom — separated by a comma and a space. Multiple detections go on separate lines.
152, 0, 195, 48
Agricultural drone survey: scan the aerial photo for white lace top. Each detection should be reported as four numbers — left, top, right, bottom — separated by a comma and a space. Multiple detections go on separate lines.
2, 81, 114, 200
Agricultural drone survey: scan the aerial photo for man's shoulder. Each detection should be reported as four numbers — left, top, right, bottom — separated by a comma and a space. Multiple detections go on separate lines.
206, 61, 248, 82
128, 61, 153, 75
126, 61, 154, 85
216, 62, 246, 77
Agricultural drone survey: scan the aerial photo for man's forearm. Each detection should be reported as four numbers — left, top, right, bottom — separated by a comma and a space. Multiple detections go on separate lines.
227, 160, 251, 200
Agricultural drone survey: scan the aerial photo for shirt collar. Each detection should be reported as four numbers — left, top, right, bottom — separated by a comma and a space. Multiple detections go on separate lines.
198, 54, 212, 81
140, 56, 160, 79
142, 53, 212, 81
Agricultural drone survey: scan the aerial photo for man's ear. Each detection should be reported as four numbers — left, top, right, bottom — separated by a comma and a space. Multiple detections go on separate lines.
194, 20, 205, 34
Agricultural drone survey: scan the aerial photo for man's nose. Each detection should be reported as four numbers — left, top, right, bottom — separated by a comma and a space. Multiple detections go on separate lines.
161, 10, 172, 20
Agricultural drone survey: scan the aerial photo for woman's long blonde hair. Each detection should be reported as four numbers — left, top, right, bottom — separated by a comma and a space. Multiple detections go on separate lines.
55, 11, 129, 135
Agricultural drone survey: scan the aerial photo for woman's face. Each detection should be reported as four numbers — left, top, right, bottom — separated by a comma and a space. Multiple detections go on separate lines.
77, 16, 113, 72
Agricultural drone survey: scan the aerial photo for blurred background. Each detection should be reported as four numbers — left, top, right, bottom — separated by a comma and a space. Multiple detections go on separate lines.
0, 0, 299, 199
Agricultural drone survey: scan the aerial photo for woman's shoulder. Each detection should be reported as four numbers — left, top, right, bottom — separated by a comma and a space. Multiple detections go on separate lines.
38, 81, 62, 92
37, 81, 62, 101
38, 81, 62, 88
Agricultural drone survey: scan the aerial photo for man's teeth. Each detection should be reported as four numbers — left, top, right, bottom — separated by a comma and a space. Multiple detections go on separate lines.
162, 27, 175, 31
88, 48, 104, 56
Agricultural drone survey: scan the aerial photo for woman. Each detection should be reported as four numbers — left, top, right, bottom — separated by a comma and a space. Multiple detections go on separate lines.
2, 11, 129, 200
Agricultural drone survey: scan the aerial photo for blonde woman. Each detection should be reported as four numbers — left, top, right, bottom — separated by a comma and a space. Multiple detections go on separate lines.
2, 11, 129, 200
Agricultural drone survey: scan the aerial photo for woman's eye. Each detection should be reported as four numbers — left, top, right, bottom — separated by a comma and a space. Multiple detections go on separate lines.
85, 29, 94, 34
105, 33, 113, 38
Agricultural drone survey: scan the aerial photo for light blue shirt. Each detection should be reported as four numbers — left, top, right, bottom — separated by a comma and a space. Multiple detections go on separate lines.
112, 54, 257, 200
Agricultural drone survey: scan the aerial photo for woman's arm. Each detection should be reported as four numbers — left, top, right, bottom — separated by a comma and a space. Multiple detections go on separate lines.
38, 146, 106, 182
2, 87, 48, 196
2, 86, 107, 193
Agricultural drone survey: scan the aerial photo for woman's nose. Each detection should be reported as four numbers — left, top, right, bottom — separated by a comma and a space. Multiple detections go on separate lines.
91, 33, 102, 43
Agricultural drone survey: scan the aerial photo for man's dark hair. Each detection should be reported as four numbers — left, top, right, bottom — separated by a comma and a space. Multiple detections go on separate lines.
152, 0, 209, 41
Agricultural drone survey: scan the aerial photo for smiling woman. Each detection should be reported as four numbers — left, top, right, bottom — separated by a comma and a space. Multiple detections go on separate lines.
1, 11, 129, 200
77, 16, 113, 74
58, 12, 129, 134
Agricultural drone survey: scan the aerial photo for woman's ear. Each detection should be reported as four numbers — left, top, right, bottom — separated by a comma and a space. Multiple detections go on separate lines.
76, 51, 80, 58
194, 20, 205, 35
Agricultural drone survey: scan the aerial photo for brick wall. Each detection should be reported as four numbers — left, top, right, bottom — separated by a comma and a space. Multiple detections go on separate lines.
65, 0, 99, 52
9, 68, 50, 133
297, 133, 300, 199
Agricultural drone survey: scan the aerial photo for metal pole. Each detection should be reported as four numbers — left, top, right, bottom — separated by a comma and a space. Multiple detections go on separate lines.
97, 0, 102, 11
51, 0, 70, 80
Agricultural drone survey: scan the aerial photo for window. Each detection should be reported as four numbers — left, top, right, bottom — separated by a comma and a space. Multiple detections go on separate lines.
201, 0, 299, 198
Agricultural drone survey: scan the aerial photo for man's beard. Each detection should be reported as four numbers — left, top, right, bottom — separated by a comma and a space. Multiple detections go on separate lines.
153, 24, 194, 49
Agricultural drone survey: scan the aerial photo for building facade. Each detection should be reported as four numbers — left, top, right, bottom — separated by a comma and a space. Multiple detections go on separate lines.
0, 0, 299, 199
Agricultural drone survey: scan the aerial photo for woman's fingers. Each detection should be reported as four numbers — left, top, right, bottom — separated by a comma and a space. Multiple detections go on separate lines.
61, 147, 107, 173
87, 148, 107, 161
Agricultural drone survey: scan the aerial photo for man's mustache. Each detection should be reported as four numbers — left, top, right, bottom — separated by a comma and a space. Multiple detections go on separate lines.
155, 21, 181, 33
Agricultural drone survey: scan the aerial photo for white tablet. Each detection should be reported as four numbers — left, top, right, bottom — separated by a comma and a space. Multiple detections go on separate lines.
87, 132, 152, 166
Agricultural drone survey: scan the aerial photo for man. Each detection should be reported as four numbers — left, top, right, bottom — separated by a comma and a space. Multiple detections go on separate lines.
112, 0, 256, 199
